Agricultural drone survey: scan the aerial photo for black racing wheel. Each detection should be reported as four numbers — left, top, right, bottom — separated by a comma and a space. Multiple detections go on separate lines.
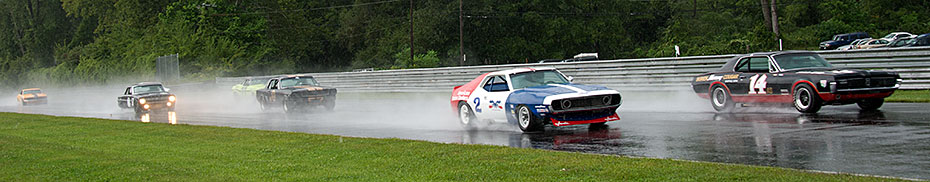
857, 98, 884, 111
793, 84, 822, 113
710, 85, 734, 112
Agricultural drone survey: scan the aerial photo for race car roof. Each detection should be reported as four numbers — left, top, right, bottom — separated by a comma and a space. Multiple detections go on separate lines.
133, 82, 164, 87
718, 50, 817, 71
21, 88, 41, 91
487, 67, 557, 76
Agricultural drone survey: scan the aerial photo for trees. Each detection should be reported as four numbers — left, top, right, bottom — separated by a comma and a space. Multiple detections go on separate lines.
0, 0, 927, 89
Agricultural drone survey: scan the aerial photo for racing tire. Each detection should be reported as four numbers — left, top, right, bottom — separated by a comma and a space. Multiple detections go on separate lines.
457, 102, 477, 129
324, 98, 336, 111
793, 84, 822, 113
282, 97, 294, 114
516, 105, 543, 132
589, 122, 607, 130
710, 85, 734, 112
856, 98, 884, 111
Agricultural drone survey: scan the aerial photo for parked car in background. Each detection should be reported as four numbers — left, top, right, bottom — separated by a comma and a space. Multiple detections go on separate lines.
118, 82, 176, 114
820, 32, 870, 50
16, 88, 47, 105
836, 38, 871, 50
880, 32, 915, 41
905, 33, 930, 47
886, 37, 915, 48
856, 39, 890, 49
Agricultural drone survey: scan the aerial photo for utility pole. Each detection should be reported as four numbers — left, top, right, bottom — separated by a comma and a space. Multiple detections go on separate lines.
459, 0, 464, 65
409, 0, 414, 63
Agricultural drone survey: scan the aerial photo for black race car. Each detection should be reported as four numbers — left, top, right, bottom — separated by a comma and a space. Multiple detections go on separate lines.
118, 82, 177, 114
256, 75, 336, 113
692, 51, 900, 113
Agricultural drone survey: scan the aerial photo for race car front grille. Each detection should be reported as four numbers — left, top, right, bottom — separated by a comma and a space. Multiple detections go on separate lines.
837, 77, 897, 89
551, 94, 621, 111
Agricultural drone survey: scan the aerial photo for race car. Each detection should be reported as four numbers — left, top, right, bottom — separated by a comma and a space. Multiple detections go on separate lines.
232, 77, 270, 96
692, 51, 900, 113
256, 75, 337, 113
117, 82, 177, 114
450, 67, 622, 132
17, 88, 47, 105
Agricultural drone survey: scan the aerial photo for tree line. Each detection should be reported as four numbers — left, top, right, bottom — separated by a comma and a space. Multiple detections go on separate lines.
1, 0, 928, 88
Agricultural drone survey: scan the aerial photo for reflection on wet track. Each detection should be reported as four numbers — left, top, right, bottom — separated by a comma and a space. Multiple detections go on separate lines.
1, 88, 928, 179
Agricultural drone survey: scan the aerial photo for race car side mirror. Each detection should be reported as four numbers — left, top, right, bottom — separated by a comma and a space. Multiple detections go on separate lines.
567, 76, 574, 82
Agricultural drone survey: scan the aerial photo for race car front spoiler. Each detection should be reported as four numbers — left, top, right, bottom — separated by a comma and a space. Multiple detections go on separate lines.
550, 113, 620, 127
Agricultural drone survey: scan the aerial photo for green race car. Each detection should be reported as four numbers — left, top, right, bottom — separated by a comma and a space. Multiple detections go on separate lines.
232, 78, 268, 96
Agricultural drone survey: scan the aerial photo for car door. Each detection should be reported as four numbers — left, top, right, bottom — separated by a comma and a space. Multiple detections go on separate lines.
117, 87, 133, 108
257, 79, 277, 105
730, 57, 772, 97
470, 75, 512, 122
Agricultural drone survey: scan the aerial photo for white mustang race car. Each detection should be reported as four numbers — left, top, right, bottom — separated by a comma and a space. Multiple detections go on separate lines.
450, 67, 623, 132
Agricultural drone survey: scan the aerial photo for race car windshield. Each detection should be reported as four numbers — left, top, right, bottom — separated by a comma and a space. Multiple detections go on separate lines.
773, 54, 833, 70
510, 70, 569, 90
279, 77, 320, 87
133, 85, 164, 94
23, 90, 41, 94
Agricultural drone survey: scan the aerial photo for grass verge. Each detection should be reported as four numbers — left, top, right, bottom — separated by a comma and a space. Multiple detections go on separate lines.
887, 90, 930, 103
0, 112, 903, 181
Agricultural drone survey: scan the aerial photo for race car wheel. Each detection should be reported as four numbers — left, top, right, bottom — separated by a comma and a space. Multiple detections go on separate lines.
589, 122, 607, 129
457, 102, 476, 129
711, 85, 734, 112
857, 98, 884, 111
282, 98, 294, 113
324, 98, 336, 111
793, 84, 822, 113
516, 105, 543, 132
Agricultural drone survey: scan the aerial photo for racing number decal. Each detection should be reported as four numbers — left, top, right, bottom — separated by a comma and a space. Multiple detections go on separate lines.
473, 97, 482, 113
748, 74, 768, 94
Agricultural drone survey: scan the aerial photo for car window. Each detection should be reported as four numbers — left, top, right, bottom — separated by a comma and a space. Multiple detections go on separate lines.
735, 57, 769, 73
268, 79, 278, 89
510, 70, 569, 90
132, 85, 164, 94
279, 77, 320, 88
23, 90, 41, 94
482, 76, 509, 92
773, 53, 833, 70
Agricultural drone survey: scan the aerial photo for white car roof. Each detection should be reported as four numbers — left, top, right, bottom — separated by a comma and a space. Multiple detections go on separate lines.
488, 67, 557, 76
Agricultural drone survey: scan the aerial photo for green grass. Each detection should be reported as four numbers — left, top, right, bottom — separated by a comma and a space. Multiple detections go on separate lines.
0, 113, 903, 181
887, 90, 930, 103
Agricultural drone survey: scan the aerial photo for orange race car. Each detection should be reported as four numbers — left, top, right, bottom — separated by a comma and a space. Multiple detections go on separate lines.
17, 88, 48, 105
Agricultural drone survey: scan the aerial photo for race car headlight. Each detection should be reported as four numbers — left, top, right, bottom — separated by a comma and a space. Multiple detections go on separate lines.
139, 98, 146, 104
168, 95, 176, 102
560, 100, 572, 109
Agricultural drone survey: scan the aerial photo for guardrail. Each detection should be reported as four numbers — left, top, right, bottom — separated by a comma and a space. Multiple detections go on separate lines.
217, 47, 930, 92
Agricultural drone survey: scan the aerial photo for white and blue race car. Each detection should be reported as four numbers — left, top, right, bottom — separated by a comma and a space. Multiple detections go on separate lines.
450, 67, 622, 132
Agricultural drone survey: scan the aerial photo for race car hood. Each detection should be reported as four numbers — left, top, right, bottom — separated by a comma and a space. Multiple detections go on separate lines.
791, 68, 900, 79
283, 85, 335, 91
509, 83, 620, 105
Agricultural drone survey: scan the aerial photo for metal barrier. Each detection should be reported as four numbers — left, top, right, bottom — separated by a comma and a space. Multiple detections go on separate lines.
217, 47, 930, 92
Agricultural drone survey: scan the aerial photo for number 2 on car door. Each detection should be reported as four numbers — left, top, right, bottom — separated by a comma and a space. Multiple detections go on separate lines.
748, 74, 767, 94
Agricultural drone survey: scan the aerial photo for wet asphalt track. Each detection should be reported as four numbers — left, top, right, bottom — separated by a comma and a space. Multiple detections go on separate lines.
1, 86, 928, 179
